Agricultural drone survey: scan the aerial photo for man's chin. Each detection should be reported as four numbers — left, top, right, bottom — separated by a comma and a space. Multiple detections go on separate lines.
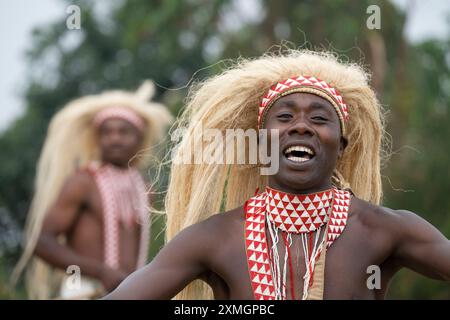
273, 161, 326, 193
104, 157, 131, 168
283, 180, 316, 193
271, 172, 316, 192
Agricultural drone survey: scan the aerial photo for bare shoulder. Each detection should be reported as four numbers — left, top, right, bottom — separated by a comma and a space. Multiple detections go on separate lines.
349, 196, 433, 237
68, 169, 96, 187
202, 206, 246, 232
350, 197, 396, 225
55, 169, 97, 203
64, 170, 94, 190
180, 206, 245, 244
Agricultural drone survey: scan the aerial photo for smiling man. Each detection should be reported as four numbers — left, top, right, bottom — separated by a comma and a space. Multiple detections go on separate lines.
105, 50, 450, 300
12, 81, 172, 299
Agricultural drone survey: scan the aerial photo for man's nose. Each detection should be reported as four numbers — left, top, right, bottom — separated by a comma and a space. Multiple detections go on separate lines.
108, 131, 125, 144
287, 116, 314, 137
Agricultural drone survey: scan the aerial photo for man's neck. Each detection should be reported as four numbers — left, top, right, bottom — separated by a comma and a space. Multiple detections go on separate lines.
267, 179, 333, 195
102, 160, 132, 170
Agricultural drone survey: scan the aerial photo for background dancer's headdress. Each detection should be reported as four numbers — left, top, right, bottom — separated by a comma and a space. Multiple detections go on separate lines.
165, 49, 387, 299
93, 106, 147, 132
12, 81, 173, 299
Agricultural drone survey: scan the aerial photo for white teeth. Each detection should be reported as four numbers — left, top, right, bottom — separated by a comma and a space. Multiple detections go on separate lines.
284, 145, 315, 156
286, 155, 309, 162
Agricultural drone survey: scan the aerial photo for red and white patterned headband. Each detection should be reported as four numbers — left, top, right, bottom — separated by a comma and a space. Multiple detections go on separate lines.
258, 76, 349, 134
94, 106, 145, 132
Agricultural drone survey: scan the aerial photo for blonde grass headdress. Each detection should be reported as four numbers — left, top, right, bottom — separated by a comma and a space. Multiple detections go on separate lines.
165, 49, 387, 299
11, 81, 173, 299
258, 75, 349, 134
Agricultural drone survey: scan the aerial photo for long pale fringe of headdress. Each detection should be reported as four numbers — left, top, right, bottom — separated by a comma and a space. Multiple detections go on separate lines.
165, 49, 389, 299
11, 81, 173, 299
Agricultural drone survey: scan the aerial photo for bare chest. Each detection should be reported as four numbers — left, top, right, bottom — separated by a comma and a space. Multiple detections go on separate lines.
208, 215, 393, 299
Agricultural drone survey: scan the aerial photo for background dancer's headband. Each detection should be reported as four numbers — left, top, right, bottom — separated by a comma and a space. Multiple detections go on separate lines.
258, 75, 349, 135
94, 106, 145, 132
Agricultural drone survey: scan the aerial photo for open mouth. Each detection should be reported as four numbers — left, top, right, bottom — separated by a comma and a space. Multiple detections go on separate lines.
107, 145, 126, 154
283, 145, 315, 163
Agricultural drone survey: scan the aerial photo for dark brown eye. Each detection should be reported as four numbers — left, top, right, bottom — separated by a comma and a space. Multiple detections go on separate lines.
312, 116, 328, 121
277, 113, 292, 119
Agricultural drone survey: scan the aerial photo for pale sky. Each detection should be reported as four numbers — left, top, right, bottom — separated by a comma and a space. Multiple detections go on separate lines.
0, 0, 449, 132
0, 0, 63, 132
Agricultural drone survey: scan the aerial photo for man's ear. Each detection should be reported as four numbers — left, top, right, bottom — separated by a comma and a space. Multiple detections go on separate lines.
338, 136, 348, 158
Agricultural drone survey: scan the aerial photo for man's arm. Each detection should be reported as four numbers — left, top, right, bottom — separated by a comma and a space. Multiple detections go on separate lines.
103, 220, 214, 299
390, 209, 450, 281
34, 171, 127, 292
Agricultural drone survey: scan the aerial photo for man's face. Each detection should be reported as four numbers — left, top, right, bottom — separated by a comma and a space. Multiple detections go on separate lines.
264, 92, 347, 193
98, 118, 143, 167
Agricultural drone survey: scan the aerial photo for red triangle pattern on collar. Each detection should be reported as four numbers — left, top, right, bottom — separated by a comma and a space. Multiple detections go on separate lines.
244, 187, 351, 300
266, 187, 333, 233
